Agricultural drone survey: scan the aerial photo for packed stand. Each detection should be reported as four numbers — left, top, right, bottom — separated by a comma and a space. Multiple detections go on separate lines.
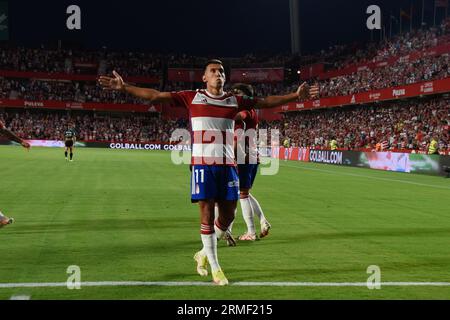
318, 54, 450, 97
324, 19, 450, 71
0, 78, 159, 105
259, 97, 450, 153
0, 45, 165, 77
0, 108, 188, 143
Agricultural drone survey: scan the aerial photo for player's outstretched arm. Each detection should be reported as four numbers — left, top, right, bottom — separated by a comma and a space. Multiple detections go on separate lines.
254, 82, 319, 109
0, 123, 30, 149
98, 71, 174, 104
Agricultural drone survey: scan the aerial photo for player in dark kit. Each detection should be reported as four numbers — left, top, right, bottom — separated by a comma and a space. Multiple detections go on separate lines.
0, 120, 30, 229
64, 126, 76, 162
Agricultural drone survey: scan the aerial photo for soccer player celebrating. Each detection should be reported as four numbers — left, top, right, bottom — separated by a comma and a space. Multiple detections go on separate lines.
0, 120, 30, 228
98, 60, 318, 285
232, 83, 271, 241
64, 124, 76, 162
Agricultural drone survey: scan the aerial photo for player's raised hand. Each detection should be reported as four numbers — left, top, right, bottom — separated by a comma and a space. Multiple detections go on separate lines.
98, 70, 125, 91
296, 82, 320, 100
21, 140, 31, 150
296, 82, 309, 100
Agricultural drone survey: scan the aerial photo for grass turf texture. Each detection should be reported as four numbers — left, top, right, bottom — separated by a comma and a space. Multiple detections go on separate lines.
1, 145, 450, 299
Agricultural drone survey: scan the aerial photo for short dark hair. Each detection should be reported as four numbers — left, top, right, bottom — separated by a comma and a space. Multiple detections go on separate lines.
204, 59, 223, 72
231, 83, 254, 97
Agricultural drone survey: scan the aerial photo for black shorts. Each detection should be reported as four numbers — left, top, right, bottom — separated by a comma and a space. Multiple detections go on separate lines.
65, 140, 74, 148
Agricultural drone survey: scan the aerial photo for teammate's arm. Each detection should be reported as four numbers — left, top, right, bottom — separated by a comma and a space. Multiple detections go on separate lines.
98, 71, 174, 104
0, 122, 30, 149
254, 82, 319, 109
234, 111, 249, 123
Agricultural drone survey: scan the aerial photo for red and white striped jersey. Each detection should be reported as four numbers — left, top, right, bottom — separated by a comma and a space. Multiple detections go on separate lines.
170, 89, 257, 166
380, 140, 389, 150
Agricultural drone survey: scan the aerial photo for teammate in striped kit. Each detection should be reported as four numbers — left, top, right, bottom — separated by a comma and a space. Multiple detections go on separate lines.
231, 83, 271, 241
0, 120, 30, 229
99, 60, 318, 285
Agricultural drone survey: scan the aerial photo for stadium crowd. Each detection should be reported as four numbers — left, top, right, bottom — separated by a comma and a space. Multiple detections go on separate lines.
1, 97, 448, 153
1, 18, 449, 75
0, 78, 159, 104
0, 108, 188, 143
0, 46, 165, 76
318, 54, 450, 98
1, 21, 450, 154
259, 98, 450, 152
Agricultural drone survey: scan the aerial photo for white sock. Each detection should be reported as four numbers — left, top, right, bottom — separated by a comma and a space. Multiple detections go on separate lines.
0, 211, 4, 218
249, 193, 266, 223
201, 233, 220, 272
214, 221, 226, 240
240, 197, 256, 235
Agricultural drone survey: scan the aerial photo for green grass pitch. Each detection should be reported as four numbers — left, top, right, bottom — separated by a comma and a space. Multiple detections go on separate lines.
1, 145, 450, 299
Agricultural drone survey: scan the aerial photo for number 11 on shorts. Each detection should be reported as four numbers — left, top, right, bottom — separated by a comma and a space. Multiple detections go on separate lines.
195, 169, 204, 183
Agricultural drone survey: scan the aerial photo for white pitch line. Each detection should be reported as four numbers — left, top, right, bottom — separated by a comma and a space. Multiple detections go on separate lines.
282, 163, 450, 190
1, 281, 450, 288
9, 295, 31, 300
